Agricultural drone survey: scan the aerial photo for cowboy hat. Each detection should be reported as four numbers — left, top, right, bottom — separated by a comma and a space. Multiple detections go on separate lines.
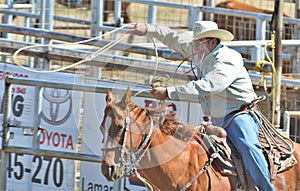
193, 21, 234, 41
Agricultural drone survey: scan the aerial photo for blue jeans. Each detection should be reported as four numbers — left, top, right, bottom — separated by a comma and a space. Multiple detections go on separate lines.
223, 113, 275, 191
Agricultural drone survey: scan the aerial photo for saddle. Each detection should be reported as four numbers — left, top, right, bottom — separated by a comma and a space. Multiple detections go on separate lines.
195, 109, 297, 190
195, 116, 237, 177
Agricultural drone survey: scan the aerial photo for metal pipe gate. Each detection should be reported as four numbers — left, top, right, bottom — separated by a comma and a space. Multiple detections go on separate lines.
0, 76, 151, 190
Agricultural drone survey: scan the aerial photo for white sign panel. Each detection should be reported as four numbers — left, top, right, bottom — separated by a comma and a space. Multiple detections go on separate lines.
0, 63, 83, 191
80, 79, 203, 190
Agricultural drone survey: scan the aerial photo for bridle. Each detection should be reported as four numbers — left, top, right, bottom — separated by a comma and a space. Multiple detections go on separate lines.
101, 106, 158, 179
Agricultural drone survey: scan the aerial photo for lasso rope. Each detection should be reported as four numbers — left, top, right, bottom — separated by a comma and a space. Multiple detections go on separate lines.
132, 37, 167, 98
12, 23, 135, 73
255, 33, 278, 124
13, 22, 164, 98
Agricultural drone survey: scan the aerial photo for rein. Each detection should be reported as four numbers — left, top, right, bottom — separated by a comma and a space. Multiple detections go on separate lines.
134, 114, 160, 165
134, 114, 155, 155
181, 158, 212, 191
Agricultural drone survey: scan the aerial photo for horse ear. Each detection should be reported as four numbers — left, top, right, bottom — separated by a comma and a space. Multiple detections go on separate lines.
126, 86, 132, 104
106, 89, 113, 106
120, 87, 131, 108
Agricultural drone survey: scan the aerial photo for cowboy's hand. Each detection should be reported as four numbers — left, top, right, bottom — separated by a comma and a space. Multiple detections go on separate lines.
127, 23, 147, 36
150, 87, 168, 100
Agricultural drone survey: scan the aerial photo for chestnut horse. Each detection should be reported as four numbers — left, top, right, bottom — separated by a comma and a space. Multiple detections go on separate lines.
100, 87, 300, 190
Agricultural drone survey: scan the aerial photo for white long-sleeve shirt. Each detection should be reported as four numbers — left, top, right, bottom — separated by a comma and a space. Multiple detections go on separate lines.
146, 24, 257, 119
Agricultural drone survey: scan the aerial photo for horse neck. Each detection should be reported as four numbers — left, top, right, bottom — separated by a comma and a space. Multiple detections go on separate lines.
137, 122, 192, 173
138, 126, 211, 191
129, 106, 189, 160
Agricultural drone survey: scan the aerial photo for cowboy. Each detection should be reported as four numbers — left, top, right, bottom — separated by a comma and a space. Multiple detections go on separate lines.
129, 21, 275, 190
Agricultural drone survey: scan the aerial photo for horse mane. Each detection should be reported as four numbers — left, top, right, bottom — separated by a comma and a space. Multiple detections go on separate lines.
162, 110, 197, 141
129, 102, 196, 141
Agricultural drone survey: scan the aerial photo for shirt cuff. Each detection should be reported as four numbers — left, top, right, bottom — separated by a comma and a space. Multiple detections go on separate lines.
145, 24, 156, 35
166, 86, 178, 100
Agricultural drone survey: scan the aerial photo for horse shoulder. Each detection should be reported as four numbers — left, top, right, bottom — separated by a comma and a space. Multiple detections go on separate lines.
188, 140, 232, 190
189, 140, 206, 164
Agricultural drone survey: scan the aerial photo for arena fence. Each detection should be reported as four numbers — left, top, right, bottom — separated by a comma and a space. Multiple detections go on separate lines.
1, 0, 300, 190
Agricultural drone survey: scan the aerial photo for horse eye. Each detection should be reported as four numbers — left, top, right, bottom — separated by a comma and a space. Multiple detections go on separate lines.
116, 125, 124, 130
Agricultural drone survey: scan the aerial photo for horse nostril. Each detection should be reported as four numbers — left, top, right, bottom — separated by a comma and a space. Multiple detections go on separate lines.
102, 162, 117, 182
106, 164, 124, 181
108, 165, 114, 178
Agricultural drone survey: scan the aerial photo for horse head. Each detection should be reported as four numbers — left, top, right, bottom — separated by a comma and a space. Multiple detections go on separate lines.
100, 87, 153, 181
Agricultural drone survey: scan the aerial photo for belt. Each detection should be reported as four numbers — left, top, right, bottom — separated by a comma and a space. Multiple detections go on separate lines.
227, 104, 258, 117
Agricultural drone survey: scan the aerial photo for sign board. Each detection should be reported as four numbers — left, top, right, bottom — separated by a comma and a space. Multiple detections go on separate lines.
0, 63, 83, 191
80, 79, 203, 190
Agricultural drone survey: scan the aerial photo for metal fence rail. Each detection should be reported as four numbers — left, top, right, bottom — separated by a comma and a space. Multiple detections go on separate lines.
0, 76, 153, 190
284, 111, 300, 139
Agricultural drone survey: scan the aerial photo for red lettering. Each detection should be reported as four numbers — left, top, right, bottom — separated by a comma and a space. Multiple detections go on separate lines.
66, 136, 74, 150
10, 87, 27, 94
40, 131, 45, 144
144, 100, 156, 108
0, 70, 29, 84
46, 131, 53, 146
168, 103, 177, 111
16, 87, 26, 94
60, 133, 67, 148
39, 130, 74, 150
52, 132, 60, 147
0, 70, 29, 80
